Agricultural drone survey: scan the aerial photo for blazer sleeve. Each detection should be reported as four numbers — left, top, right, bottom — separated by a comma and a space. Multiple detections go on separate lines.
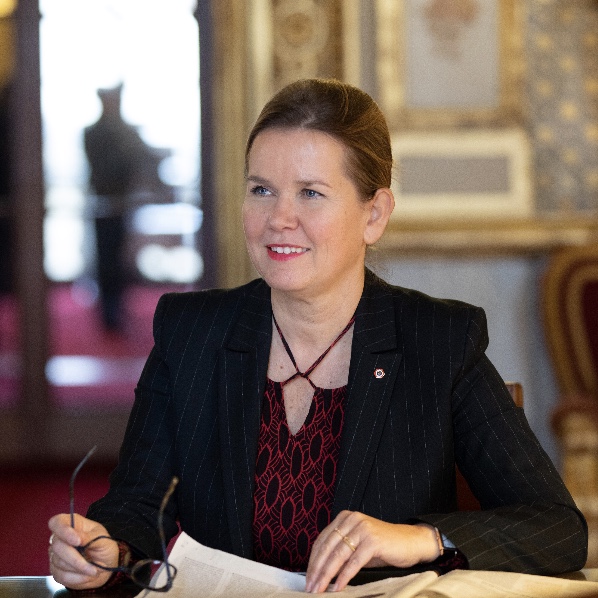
418, 307, 588, 574
87, 293, 181, 559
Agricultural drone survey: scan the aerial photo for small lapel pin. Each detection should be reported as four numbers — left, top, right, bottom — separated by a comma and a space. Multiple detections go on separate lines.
374, 368, 385, 379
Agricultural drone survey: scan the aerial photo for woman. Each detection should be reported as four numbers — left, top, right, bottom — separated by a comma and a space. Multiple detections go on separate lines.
48, 79, 587, 593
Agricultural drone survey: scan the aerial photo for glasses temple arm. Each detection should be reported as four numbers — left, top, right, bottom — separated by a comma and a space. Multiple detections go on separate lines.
69, 445, 98, 529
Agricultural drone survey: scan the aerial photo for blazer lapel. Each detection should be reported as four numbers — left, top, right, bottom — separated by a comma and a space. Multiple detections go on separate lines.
333, 272, 403, 515
218, 281, 272, 558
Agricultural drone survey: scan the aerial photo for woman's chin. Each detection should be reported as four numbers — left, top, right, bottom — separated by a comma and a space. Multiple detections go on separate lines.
257, 268, 316, 295
265, 277, 308, 295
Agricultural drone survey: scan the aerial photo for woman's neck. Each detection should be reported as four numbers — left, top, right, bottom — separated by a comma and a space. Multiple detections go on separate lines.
270, 272, 364, 347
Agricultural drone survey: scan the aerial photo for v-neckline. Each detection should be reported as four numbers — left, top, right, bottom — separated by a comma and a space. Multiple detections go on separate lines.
266, 378, 347, 437
271, 313, 355, 390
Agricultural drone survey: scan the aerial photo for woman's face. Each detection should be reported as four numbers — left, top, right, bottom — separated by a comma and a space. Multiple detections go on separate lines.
243, 128, 379, 300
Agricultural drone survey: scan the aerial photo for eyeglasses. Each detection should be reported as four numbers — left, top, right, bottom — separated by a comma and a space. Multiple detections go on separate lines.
70, 446, 179, 592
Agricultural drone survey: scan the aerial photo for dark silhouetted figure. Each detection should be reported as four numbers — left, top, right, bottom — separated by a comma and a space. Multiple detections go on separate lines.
84, 84, 151, 331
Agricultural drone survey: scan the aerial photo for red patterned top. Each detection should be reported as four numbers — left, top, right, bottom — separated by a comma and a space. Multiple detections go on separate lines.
252, 378, 346, 571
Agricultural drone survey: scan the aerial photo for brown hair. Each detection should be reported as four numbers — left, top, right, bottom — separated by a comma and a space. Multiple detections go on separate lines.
245, 79, 392, 201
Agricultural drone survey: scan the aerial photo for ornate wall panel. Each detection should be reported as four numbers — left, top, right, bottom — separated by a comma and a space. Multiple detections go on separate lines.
248, 0, 346, 121
272, 0, 342, 88
376, 0, 525, 131
379, 0, 598, 254
526, 0, 598, 214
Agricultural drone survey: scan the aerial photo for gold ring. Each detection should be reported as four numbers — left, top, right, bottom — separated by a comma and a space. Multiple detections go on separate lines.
342, 535, 357, 552
333, 528, 356, 552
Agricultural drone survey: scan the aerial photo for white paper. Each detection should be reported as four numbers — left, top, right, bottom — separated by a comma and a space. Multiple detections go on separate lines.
138, 532, 598, 598
138, 532, 430, 598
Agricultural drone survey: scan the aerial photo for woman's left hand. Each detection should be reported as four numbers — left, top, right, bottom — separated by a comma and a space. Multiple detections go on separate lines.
305, 511, 440, 593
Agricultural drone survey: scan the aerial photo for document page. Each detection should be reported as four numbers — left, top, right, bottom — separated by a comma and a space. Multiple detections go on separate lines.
139, 532, 433, 598
139, 533, 598, 598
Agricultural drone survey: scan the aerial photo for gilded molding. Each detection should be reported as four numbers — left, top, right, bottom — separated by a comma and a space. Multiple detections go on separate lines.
212, 0, 256, 288
375, 0, 525, 131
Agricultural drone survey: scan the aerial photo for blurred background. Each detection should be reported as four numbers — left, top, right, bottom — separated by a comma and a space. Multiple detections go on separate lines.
1, 0, 598, 575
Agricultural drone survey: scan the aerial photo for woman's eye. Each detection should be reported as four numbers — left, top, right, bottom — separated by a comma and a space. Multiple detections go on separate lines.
303, 188, 320, 198
250, 185, 270, 196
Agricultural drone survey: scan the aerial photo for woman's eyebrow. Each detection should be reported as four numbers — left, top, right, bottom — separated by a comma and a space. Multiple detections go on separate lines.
296, 178, 332, 189
246, 174, 270, 184
246, 174, 332, 189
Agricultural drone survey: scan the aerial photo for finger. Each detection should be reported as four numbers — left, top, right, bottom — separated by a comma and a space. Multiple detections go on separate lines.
49, 546, 87, 577
317, 539, 372, 593
49, 545, 111, 590
307, 513, 356, 569
334, 528, 358, 553
50, 562, 106, 591
48, 514, 83, 547
307, 528, 360, 593
306, 527, 341, 585
50, 513, 110, 550
308, 510, 353, 559
50, 540, 98, 577
330, 542, 373, 592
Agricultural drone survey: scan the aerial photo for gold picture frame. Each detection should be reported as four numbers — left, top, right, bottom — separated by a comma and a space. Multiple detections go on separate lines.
376, 0, 525, 131
390, 128, 533, 222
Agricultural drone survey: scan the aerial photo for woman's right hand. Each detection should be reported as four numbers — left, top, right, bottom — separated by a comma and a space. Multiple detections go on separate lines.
48, 513, 119, 590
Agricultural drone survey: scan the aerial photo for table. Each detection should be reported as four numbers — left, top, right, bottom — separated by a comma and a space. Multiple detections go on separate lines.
0, 577, 140, 597
0, 577, 56, 598
2, 571, 598, 597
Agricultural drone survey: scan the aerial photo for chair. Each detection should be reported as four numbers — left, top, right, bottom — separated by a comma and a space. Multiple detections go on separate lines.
542, 243, 598, 567
543, 244, 598, 398
456, 381, 523, 511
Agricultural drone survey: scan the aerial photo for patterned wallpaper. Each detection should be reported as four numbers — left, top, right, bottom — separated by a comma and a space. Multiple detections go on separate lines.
526, 0, 598, 213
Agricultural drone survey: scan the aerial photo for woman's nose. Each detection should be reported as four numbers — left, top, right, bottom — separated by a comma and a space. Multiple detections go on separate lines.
268, 194, 297, 229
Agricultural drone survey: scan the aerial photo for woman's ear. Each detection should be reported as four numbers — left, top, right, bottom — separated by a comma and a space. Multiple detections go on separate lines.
363, 188, 395, 246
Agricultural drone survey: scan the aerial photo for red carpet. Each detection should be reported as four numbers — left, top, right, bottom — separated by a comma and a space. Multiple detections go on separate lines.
0, 283, 185, 575
0, 464, 181, 576
0, 283, 182, 407
0, 464, 113, 576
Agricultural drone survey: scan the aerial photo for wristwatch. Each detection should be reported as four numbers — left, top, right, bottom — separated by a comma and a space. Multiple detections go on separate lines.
441, 532, 456, 550
433, 527, 456, 555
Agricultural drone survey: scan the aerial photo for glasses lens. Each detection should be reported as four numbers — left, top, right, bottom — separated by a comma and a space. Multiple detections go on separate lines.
80, 537, 177, 591
131, 560, 178, 592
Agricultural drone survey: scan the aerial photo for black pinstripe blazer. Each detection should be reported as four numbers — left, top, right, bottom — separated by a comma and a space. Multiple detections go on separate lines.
88, 270, 587, 575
